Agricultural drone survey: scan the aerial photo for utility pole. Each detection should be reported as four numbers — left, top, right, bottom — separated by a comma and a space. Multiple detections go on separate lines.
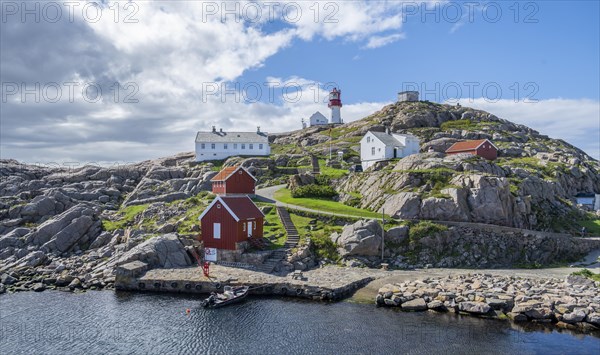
381, 208, 385, 262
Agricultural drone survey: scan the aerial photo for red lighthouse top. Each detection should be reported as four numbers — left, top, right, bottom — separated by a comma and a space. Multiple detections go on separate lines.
328, 88, 342, 108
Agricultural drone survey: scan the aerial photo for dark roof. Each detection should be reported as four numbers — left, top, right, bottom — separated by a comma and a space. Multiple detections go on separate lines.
446, 139, 496, 153
198, 196, 263, 221
220, 196, 263, 219
211, 165, 257, 182
575, 193, 595, 198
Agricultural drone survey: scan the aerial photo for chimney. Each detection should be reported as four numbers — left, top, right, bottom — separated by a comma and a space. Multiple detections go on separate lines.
386, 126, 391, 135
220, 128, 223, 133
212, 126, 216, 133
257, 126, 261, 133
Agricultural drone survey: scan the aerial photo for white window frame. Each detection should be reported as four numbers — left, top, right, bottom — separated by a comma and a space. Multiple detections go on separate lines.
259, 143, 263, 149
211, 143, 215, 149
213, 223, 221, 239
201, 143, 205, 149
224, 143, 228, 149
371, 147, 375, 156
234, 143, 238, 149
249, 143, 253, 149
241, 144, 246, 149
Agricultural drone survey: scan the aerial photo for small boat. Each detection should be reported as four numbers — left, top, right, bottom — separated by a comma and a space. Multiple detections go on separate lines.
201, 286, 250, 308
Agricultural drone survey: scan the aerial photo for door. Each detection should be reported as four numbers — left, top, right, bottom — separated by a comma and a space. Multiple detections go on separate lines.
247, 221, 252, 238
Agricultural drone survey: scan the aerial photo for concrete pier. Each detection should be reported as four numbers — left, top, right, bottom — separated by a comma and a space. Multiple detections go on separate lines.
116, 263, 383, 301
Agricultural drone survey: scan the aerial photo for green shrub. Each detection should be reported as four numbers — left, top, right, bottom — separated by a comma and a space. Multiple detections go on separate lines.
571, 268, 600, 282
440, 119, 473, 131
408, 221, 448, 243
291, 184, 337, 198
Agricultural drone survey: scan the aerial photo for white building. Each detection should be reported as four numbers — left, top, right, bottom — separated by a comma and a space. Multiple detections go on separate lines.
195, 126, 270, 162
575, 193, 600, 211
309, 111, 328, 126
398, 91, 419, 102
360, 130, 420, 170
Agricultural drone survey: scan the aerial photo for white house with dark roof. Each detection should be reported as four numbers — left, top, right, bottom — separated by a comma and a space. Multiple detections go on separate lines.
360, 129, 420, 170
195, 126, 270, 162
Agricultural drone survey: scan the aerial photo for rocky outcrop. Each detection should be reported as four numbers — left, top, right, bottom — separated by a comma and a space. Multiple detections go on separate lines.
377, 273, 600, 331
330, 220, 382, 257
116, 234, 191, 268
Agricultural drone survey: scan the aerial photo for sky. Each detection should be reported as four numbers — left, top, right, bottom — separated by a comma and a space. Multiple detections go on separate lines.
1, 0, 599, 165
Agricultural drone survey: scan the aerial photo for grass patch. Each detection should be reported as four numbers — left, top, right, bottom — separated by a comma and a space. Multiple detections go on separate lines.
274, 188, 384, 219
440, 119, 474, 131
577, 219, 600, 236
290, 212, 341, 260
260, 205, 287, 249
318, 159, 348, 178
102, 204, 149, 231
408, 221, 448, 244
571, 268, 600, 282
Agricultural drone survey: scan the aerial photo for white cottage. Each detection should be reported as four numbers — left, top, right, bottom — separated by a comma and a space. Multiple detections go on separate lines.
195, 126, 270, 162
360, 130, 420, 170
309, 111, 328, 127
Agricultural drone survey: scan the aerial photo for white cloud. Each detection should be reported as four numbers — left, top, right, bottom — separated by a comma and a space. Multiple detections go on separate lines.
465, 99, 600, 160
364, 33, 405, 49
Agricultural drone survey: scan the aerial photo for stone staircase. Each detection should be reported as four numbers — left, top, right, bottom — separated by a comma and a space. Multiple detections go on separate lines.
256, 207, 301, 273
311, 155, 320, 175
277, 206, 300, 248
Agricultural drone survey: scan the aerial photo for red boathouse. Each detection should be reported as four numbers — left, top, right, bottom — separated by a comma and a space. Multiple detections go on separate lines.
211, 165, 257, 195
198, 195, 264, 251
445, 139, 498, 160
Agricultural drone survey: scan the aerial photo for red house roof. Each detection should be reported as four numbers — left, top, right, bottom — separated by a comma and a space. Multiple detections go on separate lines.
198, 195, 264, 222
211, 165, 257, 182
445, 139, 497, 153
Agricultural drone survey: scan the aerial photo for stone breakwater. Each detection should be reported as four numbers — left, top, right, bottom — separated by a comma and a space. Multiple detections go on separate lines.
376, 273, 600, 332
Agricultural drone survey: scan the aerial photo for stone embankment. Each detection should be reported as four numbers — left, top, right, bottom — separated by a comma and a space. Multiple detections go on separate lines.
376, 273, 600, 332
116, 263, 380, 301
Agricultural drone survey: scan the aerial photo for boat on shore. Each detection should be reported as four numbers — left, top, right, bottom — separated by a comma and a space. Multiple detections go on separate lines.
201, 286, 250, 308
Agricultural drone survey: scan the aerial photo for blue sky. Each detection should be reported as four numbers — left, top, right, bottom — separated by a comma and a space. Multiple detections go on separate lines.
1, 1, 599, 163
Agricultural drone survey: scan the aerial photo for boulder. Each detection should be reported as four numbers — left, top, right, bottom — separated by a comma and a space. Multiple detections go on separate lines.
386, 225, 409, 244
402, 298, 428, 311
41, 215, 94, 253
115, 234, 192, 268
586, 313, 600, 326
32, 283, 46, 292
379, 192, 421, 219
427, 300, 446, 311
334, 220, 382, 257
562, 310, 587, 324
18, 251, 48, 267
458, 301, 491, 315
1, 273, 17, 285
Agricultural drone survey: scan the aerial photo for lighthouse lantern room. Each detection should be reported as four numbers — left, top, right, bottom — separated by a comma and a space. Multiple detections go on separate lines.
328, 88, 343, 124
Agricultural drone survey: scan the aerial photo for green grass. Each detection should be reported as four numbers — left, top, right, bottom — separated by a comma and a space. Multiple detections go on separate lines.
274, 188, 385, 219
318, 159, 348, 179
259, 204, 287, 249
102, 204, 149, 231
577, 219, 600, 236
289, 212, 341, 260
440, 119, 474, 131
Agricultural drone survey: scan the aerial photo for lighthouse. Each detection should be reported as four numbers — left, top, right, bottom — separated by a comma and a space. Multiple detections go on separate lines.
328, 88, 342, 124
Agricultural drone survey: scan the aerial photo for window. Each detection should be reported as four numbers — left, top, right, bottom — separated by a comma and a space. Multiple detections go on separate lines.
371, 147, 375, 156
201, 143, 205, 149
224, 144, 228, 149
234, 143, 238, 149
259, 144, 263, 149
211, 143, 215, 149
378, 148, 381, 152
241, 144, 245, 149
249, 144, 253, 149
366, 137, 370, 143
213, 223, 221, 239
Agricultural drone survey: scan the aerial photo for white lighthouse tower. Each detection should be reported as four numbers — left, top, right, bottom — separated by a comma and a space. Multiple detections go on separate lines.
328, 87, 342, 124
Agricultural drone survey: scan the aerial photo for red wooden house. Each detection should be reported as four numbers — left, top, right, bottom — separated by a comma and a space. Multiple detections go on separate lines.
198, 195, 264, 252
211, 165, 257, 195
445, 139, 498, 160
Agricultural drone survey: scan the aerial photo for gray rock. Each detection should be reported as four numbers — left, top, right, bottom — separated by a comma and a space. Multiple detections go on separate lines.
0, 283, 5, 294
402, 298, 428, 311
41, 215, 94, 253
386, 225, 409, 244
507, 312, 528, 322
586, 312, 600, 326
379, 192, 421, 219
115, 234, 191, 268
19, 251, 48, 267
32, 283, 46, 292
562, 310, 587, 324
427, 300, 446, 311
1, 273, 17, 285
458, 301, 491, 314
334, 219, 382, 257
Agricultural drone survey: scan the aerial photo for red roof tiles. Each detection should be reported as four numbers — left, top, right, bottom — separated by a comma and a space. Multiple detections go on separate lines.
211, 166, 239, 181
446, 139, 491, 153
